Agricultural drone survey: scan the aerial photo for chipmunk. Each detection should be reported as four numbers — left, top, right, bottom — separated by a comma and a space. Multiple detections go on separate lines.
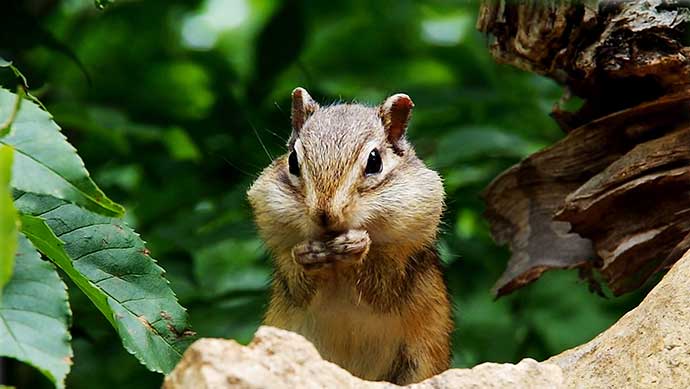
247, 87, 452, 385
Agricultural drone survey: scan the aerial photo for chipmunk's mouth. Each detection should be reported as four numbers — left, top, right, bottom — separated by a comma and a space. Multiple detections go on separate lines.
320, 230, 345, 240
306, 222, 368, 242
313, 225, 360, 240
303, 205, 373, 242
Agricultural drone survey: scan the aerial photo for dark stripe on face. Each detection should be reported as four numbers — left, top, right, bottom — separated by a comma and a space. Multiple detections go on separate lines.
277, 164, 303, 198
364, 168, 398, 193
277, 168, 292, 188
360, 148, 412, 194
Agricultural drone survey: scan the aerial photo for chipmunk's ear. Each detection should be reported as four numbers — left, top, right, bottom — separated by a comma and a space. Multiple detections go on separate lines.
379, 93, 414, 150
291, 87, 319, 132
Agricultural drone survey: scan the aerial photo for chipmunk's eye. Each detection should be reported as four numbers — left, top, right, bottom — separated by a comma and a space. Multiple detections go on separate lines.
288, 150, 300, 176
365, 148, 382, 176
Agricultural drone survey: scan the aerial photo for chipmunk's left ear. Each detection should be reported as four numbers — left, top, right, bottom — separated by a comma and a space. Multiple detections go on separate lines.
291, 87, 319, 133
379, 93, 414, 151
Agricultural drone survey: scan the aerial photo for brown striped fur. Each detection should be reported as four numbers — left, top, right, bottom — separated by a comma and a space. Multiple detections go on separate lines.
247, 88, 452, 384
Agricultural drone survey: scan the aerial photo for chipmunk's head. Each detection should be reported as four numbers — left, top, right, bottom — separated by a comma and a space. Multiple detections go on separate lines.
248, 87, 444, 258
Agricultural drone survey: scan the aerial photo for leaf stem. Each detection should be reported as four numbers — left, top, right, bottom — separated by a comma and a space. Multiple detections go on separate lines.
0, 87, 25, 137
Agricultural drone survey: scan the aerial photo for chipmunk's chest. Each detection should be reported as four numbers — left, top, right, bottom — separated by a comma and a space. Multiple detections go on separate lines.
292, 279, 405, 381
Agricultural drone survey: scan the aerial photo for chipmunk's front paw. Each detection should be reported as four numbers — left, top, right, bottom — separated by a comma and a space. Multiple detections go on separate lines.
327, 229, 370, 264
292, 230, 370, 273
292, 240, 331, 270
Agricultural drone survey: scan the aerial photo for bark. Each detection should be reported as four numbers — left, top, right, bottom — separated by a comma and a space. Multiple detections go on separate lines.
478, 0, 690, 296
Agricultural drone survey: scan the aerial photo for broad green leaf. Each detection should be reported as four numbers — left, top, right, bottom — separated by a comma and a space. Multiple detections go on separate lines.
0, 145, 17, 297
0, 234, 72, 388
19, 214, 113, 327
16, 192, 195, 374
0, 88, 124, 217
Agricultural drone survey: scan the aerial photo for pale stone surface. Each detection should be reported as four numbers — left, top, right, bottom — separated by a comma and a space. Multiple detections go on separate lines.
162, 327, 364, 389
163, 326, 563, 388
410, 359, 562, 389
164, 250, 690, 389
548, 249, 690, 388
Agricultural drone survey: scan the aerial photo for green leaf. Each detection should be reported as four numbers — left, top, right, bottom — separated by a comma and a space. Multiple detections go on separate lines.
0, 88, 124, 217
0, 234, 72, 388
0, 145, 17, 298
16, 193, 195, 374
19, 214, 113, 327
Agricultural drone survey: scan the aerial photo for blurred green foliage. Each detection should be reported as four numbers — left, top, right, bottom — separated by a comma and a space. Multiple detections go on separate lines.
1, 0, 648, 387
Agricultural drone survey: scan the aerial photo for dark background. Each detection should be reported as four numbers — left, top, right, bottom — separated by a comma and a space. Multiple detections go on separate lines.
1, 0, 647, 387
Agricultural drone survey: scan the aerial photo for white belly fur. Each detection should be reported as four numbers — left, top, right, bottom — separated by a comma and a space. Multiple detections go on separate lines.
288, 279, 404, 381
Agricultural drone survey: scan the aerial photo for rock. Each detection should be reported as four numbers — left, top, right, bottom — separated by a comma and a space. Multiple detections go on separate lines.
162, 327, 364, 389
164, 250, 690, 389
548, 248, 690, 388
163, 326, 563, 388
410, 359, 562, 389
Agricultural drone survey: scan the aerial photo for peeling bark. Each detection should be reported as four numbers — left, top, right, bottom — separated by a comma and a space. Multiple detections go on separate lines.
479, 0, 690, 296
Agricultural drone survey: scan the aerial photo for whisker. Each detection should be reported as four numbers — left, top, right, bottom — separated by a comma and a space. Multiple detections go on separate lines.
210, 151, 259, 179
248, 119, 273, 162
262, 127, 288, 145
273, 100, 285, 113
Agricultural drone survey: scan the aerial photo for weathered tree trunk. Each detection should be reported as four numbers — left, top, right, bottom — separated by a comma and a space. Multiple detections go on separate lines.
477, 0, 690, 297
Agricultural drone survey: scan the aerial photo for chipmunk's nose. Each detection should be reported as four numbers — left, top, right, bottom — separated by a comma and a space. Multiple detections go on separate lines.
313, 208, 345, 233
318, 211, 331, 228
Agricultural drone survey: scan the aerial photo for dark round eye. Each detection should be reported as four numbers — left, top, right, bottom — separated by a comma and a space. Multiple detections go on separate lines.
288, 150, 300, 176
365, 148, 382, 176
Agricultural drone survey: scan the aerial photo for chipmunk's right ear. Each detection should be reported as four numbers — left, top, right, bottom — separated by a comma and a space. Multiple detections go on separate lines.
379, 93, 414, 154
291, 87, 319, 132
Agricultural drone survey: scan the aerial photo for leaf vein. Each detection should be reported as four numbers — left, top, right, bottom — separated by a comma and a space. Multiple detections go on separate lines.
103, 291, 185, 357
0, 307, 65, 321
0, 311, 27, 359
55, 222, 118, 238
72, 245, 133, 262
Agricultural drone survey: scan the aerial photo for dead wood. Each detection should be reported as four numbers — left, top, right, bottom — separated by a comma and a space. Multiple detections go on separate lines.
478, 0, 690, 296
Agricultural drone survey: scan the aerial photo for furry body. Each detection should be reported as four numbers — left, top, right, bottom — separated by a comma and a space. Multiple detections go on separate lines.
247, 89, 452, 384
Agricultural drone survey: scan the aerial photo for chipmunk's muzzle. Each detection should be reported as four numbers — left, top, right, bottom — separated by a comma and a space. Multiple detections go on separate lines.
311, 208, 346, 236
305, 178, 357, 238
